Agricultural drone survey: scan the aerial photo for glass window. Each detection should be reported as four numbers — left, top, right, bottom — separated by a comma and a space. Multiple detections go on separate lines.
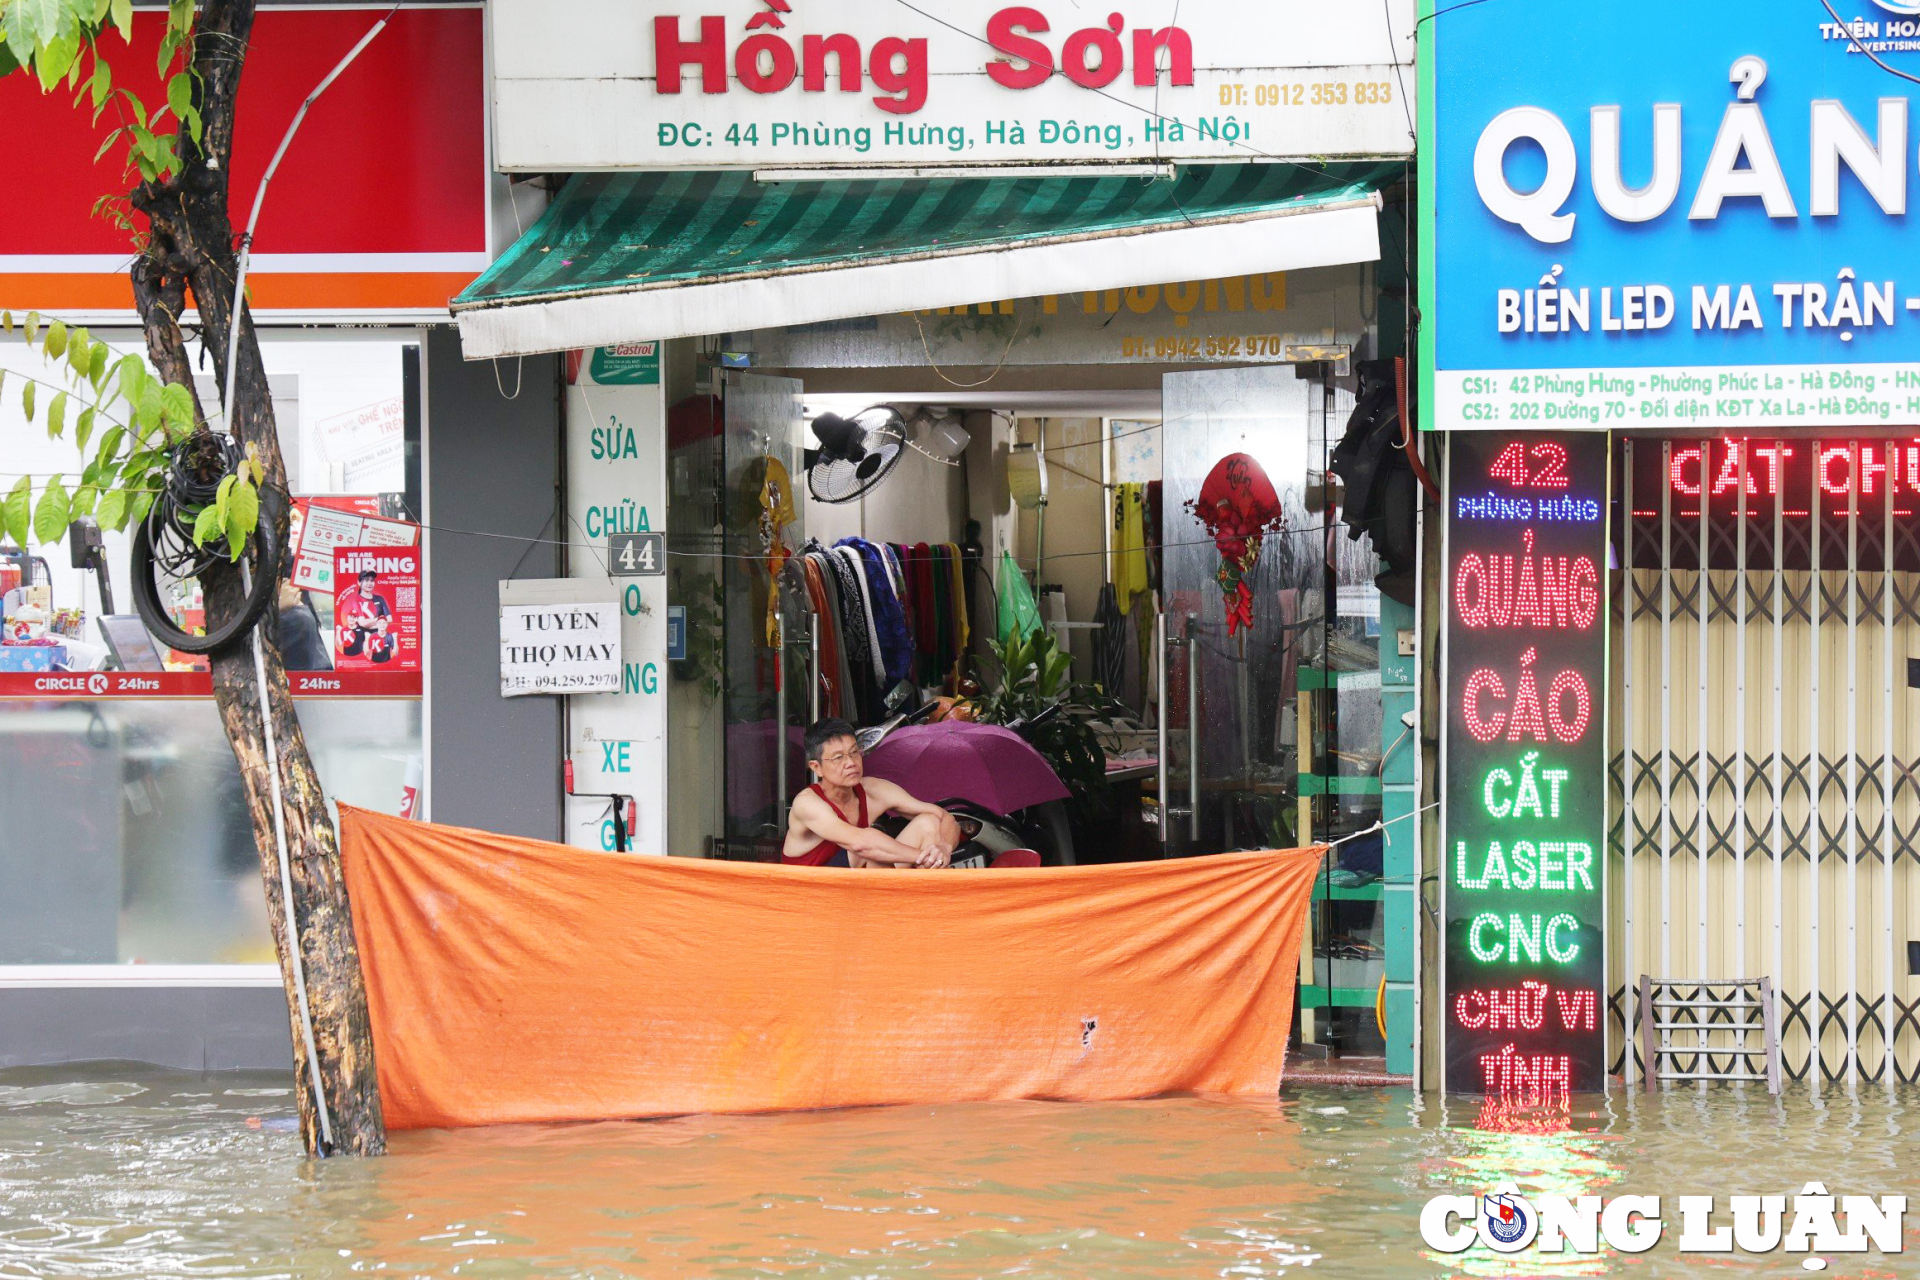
0, 329, 424, 967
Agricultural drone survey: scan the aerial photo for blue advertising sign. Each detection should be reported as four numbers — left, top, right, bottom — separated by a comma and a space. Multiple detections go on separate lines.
1420, 0, 1920, 431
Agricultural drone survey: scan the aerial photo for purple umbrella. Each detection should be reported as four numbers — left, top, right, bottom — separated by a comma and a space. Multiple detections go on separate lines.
863, 721, 1069, 815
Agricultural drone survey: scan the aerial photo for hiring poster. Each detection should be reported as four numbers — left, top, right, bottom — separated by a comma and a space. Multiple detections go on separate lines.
332, 546, 422, 671
292, 500, 418, 594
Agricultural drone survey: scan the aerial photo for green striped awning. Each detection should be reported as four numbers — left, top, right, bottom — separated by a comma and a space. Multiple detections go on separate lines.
452, 164, 1391, 358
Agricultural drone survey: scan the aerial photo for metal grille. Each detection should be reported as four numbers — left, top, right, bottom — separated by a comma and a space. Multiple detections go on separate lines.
1610, 436, 1920, 1086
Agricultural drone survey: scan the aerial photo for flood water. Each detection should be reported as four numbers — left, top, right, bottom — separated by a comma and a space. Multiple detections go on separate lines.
1, 1066, 1914, 1278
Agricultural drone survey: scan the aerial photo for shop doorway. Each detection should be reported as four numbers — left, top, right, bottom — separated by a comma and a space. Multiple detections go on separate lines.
695, 351, 1394, 1053
1614, 435, 1920, 1086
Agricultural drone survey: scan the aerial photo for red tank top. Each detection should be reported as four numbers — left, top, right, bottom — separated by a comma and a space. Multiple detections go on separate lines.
785, 783, 869, 866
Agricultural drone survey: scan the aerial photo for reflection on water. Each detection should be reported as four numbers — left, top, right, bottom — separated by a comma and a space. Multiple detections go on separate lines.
0, 1065, 1913, 1278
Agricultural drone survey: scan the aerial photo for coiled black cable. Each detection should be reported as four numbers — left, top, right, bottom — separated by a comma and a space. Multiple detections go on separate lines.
129, 436, 282, 656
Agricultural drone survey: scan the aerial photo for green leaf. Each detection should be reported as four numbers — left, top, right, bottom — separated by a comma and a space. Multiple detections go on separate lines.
24, 311, 39, 342
89, 54, 111, 108
96, 488, 128, 532
0, 45, 21, 79
33, 477, 70, 546
36, 35, 78, 92
43, 319, 67, 359
190, 502, 221, 548
22, 380, 36, 423
47, 390, 66, 439
87, 342, 108, 388
71, 484, 97, 518
67, 329, 91, 378
1, 478, 30, 550
128, 488, 154, 529
115, 354, 145, 406
166, 72, 191, 121
159, 380, 194, 427
135, 382, 162, 435
110, 0, 133, 41
75, 406, 95, 453
94, 425, 125, 467
226, 478, 259, 556
213, 472, 236, 529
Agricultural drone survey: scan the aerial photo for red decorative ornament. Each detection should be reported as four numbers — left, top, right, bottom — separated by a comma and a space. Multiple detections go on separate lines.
1187, 452, 1285, 634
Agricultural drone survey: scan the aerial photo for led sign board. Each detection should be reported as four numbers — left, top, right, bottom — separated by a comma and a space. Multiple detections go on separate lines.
1443, 430, 1609, 1096
1420, 0, 1920, 431
1625, 435, 1920, 570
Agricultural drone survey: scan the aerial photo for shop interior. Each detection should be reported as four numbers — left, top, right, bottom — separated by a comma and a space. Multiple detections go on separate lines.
662, 266, 1408, 1053
0, 330, 424, 967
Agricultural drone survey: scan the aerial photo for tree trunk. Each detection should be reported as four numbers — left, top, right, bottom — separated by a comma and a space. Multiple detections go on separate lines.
127, 0, 385, 1157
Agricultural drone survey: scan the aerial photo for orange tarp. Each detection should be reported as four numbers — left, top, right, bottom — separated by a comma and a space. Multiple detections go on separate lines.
338, 805, 1324, 1130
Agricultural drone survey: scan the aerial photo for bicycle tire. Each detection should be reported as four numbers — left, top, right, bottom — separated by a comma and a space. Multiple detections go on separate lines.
130, 511, 281, 656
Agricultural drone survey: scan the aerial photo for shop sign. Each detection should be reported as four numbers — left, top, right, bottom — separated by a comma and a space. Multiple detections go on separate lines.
1422, 1, 1920, 431
0, 670, 421, 699
1627, 434, 1920, 569
499, 581, 623, 696
590, 343, 662, 385
565, 350, 671, 855
1442, 430, 1608, 1097
738, 270, 1365, 368
490, 0, 1414, 169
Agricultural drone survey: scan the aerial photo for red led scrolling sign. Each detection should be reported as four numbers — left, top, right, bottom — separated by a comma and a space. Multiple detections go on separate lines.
1443, 431, 1610, 1098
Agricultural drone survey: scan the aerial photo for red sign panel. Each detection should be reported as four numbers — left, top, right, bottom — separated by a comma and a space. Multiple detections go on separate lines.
0, 670, 420, 699
0, 4, 486, 315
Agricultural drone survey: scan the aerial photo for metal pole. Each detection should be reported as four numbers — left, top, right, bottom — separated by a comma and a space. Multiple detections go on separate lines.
1661, 441, 1674, 980
1882, 443, 1897, 1088
1736, 442, 1748, 984
809, 611, 821, 724
1623, 440, 1637, 1087
775, 625, 788, 833
1846, 443, 1859, 1085
1881, 443, 1896, 1090
1187, 614, 1200, 845
1810, 438, 1823, 1088
1157, 610, 1170, 849
1772, 439, 1785, 1060
1698, 436, 1710, 997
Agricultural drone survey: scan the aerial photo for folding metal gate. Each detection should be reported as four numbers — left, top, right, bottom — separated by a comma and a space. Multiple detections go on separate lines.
1613, 435, 1920, 1086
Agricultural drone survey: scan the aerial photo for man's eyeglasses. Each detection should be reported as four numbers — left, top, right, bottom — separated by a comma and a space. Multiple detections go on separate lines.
818, 747, 863, 768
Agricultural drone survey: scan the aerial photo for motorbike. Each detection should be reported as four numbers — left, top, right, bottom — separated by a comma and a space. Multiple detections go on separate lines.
856, 687, 1075, 868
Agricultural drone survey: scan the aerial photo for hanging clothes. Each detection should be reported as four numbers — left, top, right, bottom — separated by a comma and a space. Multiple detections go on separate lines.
944, 541, 969, 679
811, 541, 881, 722
837, 537, 913, 691
1111, 483, 1149, 615
1093, 582, 1126, 696
799, 555, 844, 719
748, 456, 798, 648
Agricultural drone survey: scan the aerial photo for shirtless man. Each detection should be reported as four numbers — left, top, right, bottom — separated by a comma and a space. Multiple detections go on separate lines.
781, 717, 963, 868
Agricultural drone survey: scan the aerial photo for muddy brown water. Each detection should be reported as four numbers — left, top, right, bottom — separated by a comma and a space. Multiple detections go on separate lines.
0, 1065, 1914, 1277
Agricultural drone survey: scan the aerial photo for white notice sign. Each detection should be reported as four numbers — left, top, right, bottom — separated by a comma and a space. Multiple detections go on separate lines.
499, 579, 623, 697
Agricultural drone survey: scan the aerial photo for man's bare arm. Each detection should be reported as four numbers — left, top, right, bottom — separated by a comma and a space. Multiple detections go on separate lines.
862, 779, 964, 851
789, 790, 928, 866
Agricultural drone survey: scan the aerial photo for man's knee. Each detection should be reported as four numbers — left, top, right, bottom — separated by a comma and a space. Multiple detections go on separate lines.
899, 812, 945, 847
